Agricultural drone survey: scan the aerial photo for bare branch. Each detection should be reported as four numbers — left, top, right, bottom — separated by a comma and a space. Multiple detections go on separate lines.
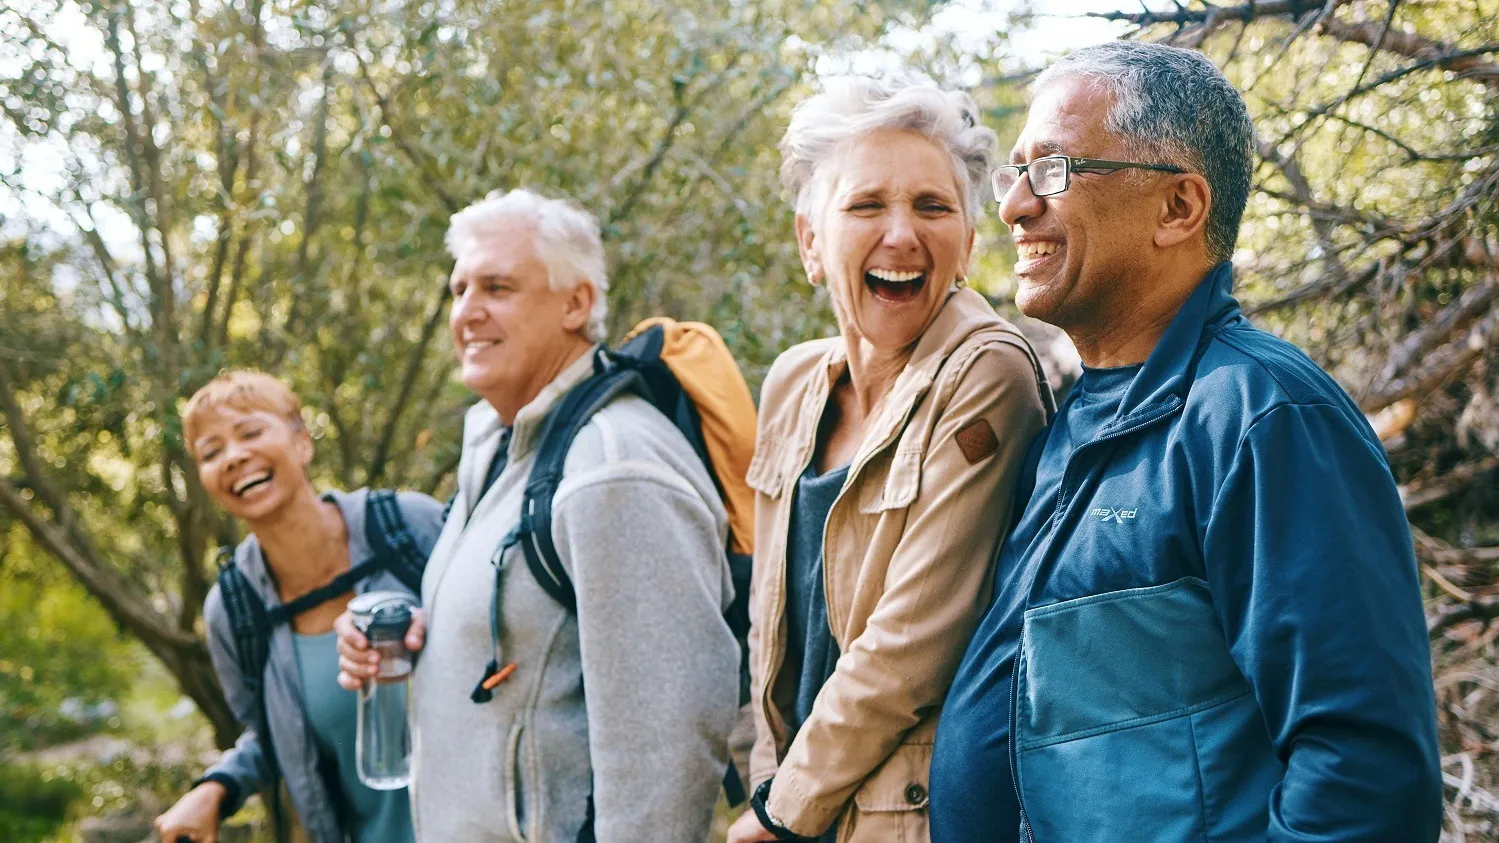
1084, 0, 1335, 27
1380, 277, 1498, 386
1319, 17, 1499, 90
1403, 456, 1499, 511
1361, 304, 1499, 412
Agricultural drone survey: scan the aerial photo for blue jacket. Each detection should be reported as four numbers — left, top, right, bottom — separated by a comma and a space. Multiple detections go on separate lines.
937, 263, 1442, 841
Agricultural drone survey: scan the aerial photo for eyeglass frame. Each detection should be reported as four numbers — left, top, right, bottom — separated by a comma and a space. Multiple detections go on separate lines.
991, 155, 1187, 202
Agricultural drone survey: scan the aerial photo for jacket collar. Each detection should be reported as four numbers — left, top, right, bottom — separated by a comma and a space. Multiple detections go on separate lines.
458, 345, 601, 497
1112, 261, 1241, 422
798, 287, 1012, 460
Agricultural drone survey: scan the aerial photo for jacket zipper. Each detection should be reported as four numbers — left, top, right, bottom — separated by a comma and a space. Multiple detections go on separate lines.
763, 375, 923, 760
1008, 394, 1184, 839
820, 388, 924, 646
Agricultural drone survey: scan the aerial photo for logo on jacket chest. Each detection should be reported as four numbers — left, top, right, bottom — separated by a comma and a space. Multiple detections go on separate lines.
1090, 506, 1137, 524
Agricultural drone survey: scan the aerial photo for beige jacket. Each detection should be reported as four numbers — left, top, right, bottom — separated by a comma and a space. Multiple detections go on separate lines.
746, 288, 1051, 842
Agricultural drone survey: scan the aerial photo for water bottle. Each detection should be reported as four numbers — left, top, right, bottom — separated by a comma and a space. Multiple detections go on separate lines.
351, 591, 416, 790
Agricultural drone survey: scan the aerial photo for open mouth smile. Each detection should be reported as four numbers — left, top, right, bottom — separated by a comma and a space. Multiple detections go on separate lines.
231, 470, 273, 497
1014, 240, 1062, 273
865, 267, 927, 303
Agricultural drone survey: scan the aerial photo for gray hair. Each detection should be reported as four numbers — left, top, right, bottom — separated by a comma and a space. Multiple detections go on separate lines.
1035, 41, 1255, 264
779, 76, 998, 225
445, 188, 610, 342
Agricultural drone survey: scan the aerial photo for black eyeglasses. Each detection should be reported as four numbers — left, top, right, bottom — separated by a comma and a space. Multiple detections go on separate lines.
991, 155, 1186, 201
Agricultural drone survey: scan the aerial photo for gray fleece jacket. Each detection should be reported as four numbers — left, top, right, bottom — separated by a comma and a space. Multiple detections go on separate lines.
201, 488, 446, 843
411, 347, 739, 843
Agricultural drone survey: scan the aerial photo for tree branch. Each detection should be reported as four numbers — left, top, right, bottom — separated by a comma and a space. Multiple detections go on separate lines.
1361, 303, 1499, 412
366, 287, 449, 486
0, 476, 196, 650
347, 38, 460, 213
1320, 17, 1499, 90
1380, 276, 1498, 386
1403, 456, 1499, 511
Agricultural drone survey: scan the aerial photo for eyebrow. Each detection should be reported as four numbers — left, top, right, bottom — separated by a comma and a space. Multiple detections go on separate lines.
452, 272, 518, 286
1010, 139, 1066, 163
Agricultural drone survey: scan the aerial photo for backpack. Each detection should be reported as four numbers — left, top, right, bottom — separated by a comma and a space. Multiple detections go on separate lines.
215, 490, 430, 799
469, 318, 758, 816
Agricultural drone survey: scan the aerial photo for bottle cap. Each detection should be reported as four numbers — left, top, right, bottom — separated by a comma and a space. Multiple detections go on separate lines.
350, 591, 415, 639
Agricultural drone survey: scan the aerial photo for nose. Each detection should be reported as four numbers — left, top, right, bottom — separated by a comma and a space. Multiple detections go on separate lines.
222, 438, 249, 473
882, 205, 920, 251
449, 285, 485, 331
998, 171, 1045, 229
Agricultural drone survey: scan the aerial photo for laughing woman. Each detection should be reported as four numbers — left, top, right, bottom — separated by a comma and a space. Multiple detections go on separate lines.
727, 78, 1051, 843
154, 372, 444, 843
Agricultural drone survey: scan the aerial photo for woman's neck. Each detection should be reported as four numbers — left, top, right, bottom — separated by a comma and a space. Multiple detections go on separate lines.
842, 335, 911, 416
248, 486, 350, 597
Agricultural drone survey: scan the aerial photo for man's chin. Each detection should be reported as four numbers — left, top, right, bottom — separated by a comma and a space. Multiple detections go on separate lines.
1014, 278, 1060, 322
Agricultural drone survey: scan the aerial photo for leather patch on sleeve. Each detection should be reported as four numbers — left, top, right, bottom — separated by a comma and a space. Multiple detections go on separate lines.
955, 418, 999, 464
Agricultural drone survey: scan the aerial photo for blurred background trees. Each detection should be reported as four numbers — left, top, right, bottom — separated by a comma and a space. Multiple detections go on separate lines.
2, 0, 1497, 838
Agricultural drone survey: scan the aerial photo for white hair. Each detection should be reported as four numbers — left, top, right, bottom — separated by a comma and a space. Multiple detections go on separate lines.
444, 188, 610, 342
779, 75, 998, 225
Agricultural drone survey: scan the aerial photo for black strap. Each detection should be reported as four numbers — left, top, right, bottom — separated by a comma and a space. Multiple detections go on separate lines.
364, 489, 428, 594
516, 357, 647, 611
496, 345, 751, 816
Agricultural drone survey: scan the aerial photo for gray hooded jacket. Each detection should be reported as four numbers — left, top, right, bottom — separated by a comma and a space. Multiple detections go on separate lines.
410, 347, 740, 843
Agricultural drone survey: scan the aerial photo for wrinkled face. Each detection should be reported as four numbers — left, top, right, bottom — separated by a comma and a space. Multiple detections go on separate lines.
800, 129, 975, 351
448, 218, 588, 412
1000, 76, 1167, 329
192, 407, 313, 523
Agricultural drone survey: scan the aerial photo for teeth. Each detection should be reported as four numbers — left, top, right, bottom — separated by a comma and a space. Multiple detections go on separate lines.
466, 340, 497, 350
867, 268, 923, 283
233, 471, 271, 495
1017, 242, 1060, 260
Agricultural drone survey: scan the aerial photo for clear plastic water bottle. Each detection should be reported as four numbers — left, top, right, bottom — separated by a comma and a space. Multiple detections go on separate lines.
351, 591, 416, 790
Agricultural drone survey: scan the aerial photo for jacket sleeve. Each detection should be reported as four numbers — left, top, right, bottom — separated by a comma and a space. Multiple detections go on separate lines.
199, 586, 277, 815
747, 483, 780, 790
1202, 402, 1442, 842
767, 342, 1047, 836
552, 463, 740, 843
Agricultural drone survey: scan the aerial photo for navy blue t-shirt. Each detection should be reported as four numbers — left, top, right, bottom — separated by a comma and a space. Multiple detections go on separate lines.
784, 461, 851, 739
929, 363, 1139, 843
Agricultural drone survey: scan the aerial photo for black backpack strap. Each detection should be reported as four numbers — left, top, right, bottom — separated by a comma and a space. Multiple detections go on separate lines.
364, 489, 428, 595
263, 558, 387, 626
516, 357, 647, 612
215, 556, 282, 783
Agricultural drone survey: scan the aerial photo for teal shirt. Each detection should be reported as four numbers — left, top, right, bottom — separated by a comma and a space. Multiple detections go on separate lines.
293, 632, 414, 843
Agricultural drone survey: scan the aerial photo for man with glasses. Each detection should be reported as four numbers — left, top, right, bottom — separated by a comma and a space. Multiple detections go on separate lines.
929, 41, 1441, 842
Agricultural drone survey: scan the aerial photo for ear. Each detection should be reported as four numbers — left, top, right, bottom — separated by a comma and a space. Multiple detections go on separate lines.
1154, 173, 1212, 250
293, 424, 315, 470
560, 280, 597, 334
958, 224, 977, 281
794, 213, 823, 285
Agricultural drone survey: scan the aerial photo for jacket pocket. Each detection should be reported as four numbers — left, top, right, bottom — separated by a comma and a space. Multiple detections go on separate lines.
855, 447, 922, 514
1013, 578, 1266, 843
746, 438, 790, 498
504, 721, 528, 842
840, 741, 931, 843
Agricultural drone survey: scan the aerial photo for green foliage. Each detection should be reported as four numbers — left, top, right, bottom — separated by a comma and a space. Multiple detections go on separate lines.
0, 0, 970, 744
0, 760, 85, 843
0, 528, 138, 752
